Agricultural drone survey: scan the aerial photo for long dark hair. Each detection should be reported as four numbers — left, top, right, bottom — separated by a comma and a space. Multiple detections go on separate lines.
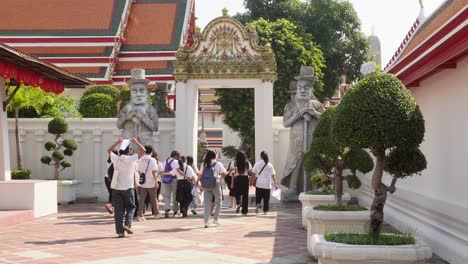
260, 151, 269, 163
187, 155, 194, 167
204, 149, 216, 168
179, 156, 186, 171
235, 151, 247, 174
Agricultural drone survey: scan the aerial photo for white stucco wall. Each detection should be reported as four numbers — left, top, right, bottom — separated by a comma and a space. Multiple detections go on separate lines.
356, 56, 468, 264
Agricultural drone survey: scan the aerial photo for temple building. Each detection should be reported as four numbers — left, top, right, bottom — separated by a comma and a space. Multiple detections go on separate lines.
0, 0, 196, 88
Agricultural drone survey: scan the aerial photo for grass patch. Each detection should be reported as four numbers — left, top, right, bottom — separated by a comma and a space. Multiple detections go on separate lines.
314, 204, 368, 211
325, 233, 415, 245
306, 190, 333, 195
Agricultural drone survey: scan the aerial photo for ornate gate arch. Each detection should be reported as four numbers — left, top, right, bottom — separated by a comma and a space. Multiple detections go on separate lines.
174, 9, 277, 161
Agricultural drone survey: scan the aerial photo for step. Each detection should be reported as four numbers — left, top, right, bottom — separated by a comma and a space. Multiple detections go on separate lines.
0, 210, 34, 227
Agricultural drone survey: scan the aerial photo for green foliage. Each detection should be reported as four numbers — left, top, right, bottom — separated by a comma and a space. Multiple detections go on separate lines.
385, 147, 427, 179
40, 156, 52, 164
248, 18, 325, 114
43, 93, 82, 118
82, 85, 120, 101
305, 190, 333, 195
45, 141, 57, 151
310, 173, 324, 187
52, 151, 64, 161
48, 117, 68, 135
60, 161, 71, 168
241, 0, 369, 100
216, 88, 255, 160
345, 174, 361, 190
324, 233, 415, 246
221, 145, 239, 159
63, 139, 78, 151
42, 118, 78, 179
333, 72, 425, 150
314, 204, 367, 211
79, 93, 117, 118
6, 86, 54, 117
343, 148, 374, 174
11, 169, 31, 180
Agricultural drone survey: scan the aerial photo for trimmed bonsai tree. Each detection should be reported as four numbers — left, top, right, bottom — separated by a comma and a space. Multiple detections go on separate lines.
304, 106, 374, 206
332, 72, 426, 239
40, 117, 78, 180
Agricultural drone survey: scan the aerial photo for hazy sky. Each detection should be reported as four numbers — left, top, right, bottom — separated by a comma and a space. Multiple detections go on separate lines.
195, 0, 445, 67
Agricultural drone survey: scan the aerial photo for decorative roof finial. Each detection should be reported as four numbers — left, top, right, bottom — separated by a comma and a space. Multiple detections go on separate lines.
418, 0, 425, 22
222, 7, 229, 17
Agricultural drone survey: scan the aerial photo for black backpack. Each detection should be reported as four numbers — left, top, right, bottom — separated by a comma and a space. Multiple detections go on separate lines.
107, 163, 114, 180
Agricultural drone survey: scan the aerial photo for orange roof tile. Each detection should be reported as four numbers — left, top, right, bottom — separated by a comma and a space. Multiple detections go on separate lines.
15, 46, 108, 56
1, 0, 116, 31
62, 67, 105, 75
124, 3, 177, 46
400, 0, 466, 59
115, 61, 169, 71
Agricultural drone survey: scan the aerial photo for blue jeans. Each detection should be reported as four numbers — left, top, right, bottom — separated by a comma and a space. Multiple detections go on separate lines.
112, 188, 136, 234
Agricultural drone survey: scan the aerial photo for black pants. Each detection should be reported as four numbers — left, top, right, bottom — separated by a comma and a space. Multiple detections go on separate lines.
176, 180, 192, 216
255, 187, 271, 213
104, 177, 112, 203
234, 175, 249, 214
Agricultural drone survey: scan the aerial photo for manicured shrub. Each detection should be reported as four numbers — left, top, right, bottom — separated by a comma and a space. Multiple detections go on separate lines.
11, 169, 31, 180
48, 117, 68, 135
82, 85, 120, 101
332, 72, 426, 239
79, 93, 117, 118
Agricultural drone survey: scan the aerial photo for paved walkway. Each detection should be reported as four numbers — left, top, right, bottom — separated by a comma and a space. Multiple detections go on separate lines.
0, 201, 314, 264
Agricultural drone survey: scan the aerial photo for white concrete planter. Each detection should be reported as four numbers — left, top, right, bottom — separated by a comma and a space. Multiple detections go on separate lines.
310, 234, 432, 264
306, 208, 370, 256
298, 192, 351, 228
57, 180, 80, 204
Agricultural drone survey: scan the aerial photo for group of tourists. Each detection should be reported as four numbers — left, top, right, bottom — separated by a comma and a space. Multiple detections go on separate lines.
105, 137, 279, 238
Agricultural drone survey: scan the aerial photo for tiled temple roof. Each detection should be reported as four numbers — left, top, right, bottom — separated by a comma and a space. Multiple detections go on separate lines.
0, 0, 196, 85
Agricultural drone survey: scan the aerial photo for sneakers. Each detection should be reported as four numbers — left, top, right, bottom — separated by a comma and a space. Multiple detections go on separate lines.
191, 209, 197, 215
255, 204, 260, 214
213, 220, 220, 225
236, 205, 241, 214
204, 223, 209, 228
165, 209, 170, 218
123, 226, 133, 235
117, 233, 125, 238
136, 216, 146, 222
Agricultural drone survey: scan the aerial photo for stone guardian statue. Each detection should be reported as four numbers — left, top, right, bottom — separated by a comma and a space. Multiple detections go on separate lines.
117, 68, 159, 147
281, 66, 324, 199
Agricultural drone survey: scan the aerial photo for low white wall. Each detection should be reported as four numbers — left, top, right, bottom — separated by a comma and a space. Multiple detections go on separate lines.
8, 118, 176, 202
356, 57, 468, 264
8, 117, 291, 202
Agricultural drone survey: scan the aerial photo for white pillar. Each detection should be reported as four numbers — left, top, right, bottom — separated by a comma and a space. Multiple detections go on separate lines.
175, 81, 199, 161
0, 77, 11, 181
255, 81, 274, 162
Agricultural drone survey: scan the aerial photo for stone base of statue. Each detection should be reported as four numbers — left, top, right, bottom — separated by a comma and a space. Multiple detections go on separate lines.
281, 187, 299, 201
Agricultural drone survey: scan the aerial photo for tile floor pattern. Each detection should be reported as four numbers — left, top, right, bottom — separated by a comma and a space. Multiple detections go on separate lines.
0, 201, 449, 264
0, 202, 314, 264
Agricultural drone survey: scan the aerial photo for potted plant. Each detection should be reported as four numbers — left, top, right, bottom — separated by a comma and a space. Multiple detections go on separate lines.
309, 72, 431, 263
302, 106, 374, 234
40, 117, 79, 204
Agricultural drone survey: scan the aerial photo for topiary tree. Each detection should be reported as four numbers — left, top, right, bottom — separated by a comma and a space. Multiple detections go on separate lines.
82, 85, 120, 101
40, 117, 78, 180
332, 72, 426, 239
79, 93, 117, 118
304, 106, 373, 206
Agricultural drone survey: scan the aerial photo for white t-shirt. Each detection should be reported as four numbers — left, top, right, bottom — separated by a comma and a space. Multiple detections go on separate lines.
111, 152, 139, 190
156, 160, 164, 182
138, 155, 158, 188
252, 160, 276, 189
176, 163, 196, 180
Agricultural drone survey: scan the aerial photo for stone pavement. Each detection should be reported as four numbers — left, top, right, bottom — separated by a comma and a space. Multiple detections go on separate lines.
0, 201, 315, 264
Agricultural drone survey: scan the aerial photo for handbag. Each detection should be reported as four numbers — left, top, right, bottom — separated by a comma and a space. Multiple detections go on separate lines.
139, 159, 151, 185
252, 162, 268, 188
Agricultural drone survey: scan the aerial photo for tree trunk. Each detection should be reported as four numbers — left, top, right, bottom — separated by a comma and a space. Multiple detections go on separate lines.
15, 111, 22, 170
54, 135, 60, 180
334, 158, 344, 206
369, 147, 386, 239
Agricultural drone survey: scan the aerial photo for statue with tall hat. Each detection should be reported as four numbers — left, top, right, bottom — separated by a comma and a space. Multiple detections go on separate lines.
117, 68, 159, 147
281, 66, 325, 200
